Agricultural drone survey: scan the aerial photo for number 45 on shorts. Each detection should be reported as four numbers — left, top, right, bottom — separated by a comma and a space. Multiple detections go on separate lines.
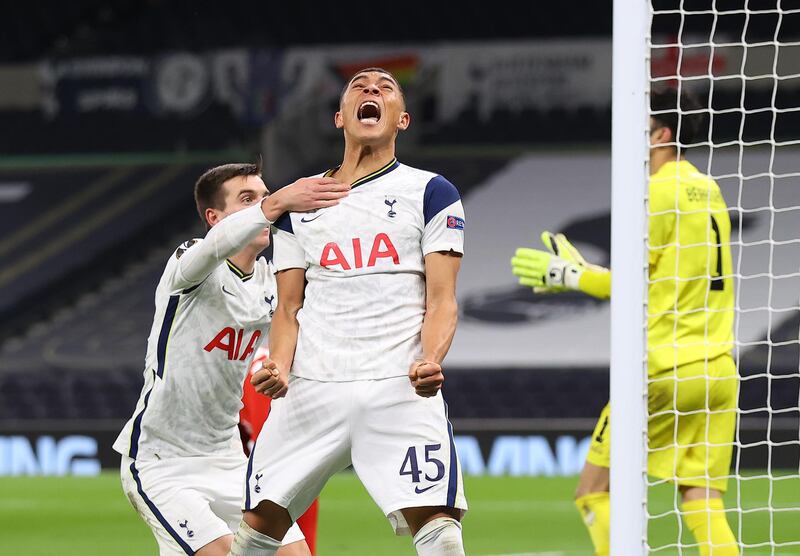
400, 444, 445, 493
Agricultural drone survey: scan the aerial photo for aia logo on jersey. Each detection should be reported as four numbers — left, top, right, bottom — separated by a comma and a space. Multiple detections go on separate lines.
446, 216, 465, 230
320, 233, 399, 270
204, 328, 262, 361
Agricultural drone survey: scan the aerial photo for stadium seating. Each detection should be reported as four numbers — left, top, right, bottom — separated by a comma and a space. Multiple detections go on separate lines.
1, 2, 614, 62
0, 163, 208, 336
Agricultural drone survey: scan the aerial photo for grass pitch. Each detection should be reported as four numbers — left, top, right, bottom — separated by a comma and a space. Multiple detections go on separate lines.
1, 472, 798, 555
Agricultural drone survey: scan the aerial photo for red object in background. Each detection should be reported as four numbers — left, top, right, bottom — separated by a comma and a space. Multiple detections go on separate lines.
240, 347, 319, 555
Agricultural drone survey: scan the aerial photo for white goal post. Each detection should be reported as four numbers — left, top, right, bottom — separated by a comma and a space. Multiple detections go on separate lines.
611, 1, 800, 555
610, 0, 650, 554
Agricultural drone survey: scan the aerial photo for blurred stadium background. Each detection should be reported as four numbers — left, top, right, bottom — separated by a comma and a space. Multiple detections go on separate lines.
1, 1, 798, 554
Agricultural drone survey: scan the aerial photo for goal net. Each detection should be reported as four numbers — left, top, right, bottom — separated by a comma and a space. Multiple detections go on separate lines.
611, 1, 800, 554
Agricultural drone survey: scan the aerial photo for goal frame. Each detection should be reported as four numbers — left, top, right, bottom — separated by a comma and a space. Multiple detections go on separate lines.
609, 0, 650, 554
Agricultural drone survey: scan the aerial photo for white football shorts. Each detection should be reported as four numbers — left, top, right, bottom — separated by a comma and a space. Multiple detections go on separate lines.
244, 375, 467, 535
120, 454, 304, 555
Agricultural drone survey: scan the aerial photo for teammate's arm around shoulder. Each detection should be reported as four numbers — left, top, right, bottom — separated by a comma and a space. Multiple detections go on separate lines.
168, 205, 273, 291
262, 177, 349, 221
411, 252, 462, 398
259, 268, 306, 398
166, 177, 347, 293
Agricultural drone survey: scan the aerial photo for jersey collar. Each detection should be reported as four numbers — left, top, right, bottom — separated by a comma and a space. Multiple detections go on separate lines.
654, 158, 696, 178
226, 259, 254, 282
324, 158, 399, 189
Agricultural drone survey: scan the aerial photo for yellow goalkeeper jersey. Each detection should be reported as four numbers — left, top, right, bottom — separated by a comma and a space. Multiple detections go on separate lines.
647, 159, 735, 374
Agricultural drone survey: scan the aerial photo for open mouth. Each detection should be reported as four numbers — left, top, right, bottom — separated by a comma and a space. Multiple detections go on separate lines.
357, 101, 381, 125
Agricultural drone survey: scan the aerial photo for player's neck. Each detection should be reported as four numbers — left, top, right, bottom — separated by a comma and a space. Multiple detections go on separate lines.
228, 248, 258, 275
334, 141, 396, 185
650, 148, 684, 175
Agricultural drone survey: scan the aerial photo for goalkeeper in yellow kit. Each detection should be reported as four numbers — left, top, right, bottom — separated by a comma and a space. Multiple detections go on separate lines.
512, 89, 739, 556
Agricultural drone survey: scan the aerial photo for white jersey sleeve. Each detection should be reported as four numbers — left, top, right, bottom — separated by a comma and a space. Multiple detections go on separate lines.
162, 202, 273, 293
272, 214, 308, 271
421, 175, 465, 256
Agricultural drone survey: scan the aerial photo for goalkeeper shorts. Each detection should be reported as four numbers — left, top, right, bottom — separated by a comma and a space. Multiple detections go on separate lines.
586, 353, 737, 492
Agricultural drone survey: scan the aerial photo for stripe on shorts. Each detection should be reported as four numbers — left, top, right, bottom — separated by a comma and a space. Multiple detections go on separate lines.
130, 461, 194, 555
443, 398, 458, 507
244, 437, 258, 511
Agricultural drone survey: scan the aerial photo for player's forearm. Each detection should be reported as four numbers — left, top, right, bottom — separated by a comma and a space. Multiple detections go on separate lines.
260, 191, 289, 222
420, 296, 458, 364
268, 306, 301, 374
177, 203, 272, 285
578, 268, 612, 300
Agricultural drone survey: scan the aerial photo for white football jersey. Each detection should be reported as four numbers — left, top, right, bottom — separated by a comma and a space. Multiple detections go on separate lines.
272, 159, 465, 381
114, 204, 277, 460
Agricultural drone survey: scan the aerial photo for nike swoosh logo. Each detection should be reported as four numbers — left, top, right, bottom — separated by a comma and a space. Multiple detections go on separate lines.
414, 485, 436, 494
222, 285, 236, 296
300, 213, 323, 223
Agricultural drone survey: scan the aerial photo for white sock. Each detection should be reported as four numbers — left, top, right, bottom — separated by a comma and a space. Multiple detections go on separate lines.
229, 521, 281, 556
412, 517, 465, 556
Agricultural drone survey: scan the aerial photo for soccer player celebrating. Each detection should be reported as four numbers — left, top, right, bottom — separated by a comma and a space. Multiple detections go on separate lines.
230, 68, 468, 556
511, 88, 739, 556
113, 162, 348, 556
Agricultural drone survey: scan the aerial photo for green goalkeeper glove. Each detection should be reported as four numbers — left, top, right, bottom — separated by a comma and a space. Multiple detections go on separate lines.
511, 232, 609, 295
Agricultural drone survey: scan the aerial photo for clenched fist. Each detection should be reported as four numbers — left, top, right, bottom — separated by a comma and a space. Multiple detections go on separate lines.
251, 358, 288, 399
409, 360, 444, 398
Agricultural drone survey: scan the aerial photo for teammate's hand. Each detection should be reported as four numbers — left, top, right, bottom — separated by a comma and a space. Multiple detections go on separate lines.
251, 358, 288, 399
277, 177, 350, 213
409, 360, 444, 398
